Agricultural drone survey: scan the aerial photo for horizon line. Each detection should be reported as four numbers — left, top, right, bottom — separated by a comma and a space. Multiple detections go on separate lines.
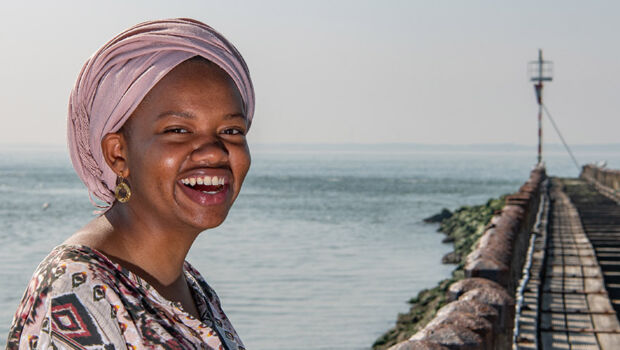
1, 142, 619, 148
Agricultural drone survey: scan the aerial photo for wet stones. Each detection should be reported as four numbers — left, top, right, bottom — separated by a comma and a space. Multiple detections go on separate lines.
424, 209, 453, 223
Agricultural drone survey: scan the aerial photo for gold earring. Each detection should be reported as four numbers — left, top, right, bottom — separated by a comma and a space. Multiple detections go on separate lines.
114, 176, 131, 203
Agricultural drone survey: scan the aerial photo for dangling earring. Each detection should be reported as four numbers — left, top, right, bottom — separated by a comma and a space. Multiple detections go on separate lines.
114, 175, 131, 203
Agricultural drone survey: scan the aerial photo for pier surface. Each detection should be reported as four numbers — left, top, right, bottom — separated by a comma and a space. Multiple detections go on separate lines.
517, 178, 620, 349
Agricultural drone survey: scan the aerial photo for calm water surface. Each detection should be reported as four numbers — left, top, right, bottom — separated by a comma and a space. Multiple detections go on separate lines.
1, 144, 619, 349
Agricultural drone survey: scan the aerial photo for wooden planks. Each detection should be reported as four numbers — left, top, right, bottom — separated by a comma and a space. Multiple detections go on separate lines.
537, 180, 620, 349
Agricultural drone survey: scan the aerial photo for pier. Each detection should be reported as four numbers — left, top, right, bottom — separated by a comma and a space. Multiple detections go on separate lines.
515, 173, 620, 349
385, 165, 620, 350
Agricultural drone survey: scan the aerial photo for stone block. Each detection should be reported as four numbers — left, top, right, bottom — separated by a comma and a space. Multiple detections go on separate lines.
464, 256, 510, 287
426, 309, 493, 349
410, 323, 482, 350
459, 287, 514, 331
447, 278, 504, 302
387, 340, 449, 350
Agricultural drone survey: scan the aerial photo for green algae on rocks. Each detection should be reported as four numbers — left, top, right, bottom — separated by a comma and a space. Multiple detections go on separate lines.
372, 195, 506, 350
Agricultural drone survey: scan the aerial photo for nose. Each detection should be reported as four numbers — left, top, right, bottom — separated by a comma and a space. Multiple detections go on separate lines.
189, 139, 229, 167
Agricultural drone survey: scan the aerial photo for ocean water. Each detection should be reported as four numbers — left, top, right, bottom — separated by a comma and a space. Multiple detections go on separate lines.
1, 144, 619, 349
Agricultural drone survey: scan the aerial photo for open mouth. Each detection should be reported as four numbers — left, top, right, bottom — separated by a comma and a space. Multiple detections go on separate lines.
181, 175, 227, 194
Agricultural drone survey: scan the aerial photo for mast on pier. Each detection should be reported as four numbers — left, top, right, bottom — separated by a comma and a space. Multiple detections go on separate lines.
528, 49, 553, 165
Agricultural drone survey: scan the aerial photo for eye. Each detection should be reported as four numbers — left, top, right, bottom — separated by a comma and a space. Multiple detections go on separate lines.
222, 128, 245, 136
164, 127, 189, 134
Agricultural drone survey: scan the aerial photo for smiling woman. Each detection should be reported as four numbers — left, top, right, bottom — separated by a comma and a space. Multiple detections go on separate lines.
7, 19, 254, 350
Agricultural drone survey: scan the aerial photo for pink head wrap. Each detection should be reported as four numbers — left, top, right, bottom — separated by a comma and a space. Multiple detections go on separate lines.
67, 18, 254, 207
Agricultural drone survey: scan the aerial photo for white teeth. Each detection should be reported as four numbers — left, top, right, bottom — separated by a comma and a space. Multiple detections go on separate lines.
181, 176, 225, 187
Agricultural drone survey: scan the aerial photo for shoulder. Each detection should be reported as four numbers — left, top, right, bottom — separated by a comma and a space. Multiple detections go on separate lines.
18, 244, 121, 299
7, 245, 126, 349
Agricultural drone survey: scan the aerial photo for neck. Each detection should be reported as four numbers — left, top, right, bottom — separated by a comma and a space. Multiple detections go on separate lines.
97, 203, 201, 287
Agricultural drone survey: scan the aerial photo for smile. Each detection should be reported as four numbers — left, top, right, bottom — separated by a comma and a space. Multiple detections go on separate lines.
181, 175, 226, 193
178, 175, 230, 206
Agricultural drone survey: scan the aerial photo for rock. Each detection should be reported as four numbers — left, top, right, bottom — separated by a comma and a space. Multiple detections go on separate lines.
447, 278, 505, 302
424, 209, 453, 223
435, 299, 499, 328
459, 287, 514, 310
411, 323, 482, 350
441, 251, 460, 264
427, 309, 492, 336
464, 256, 510, 287
441, 236, 455, 243
426, 309, 493, 349
388, 340, 449, 350
471, 228, 513, 266
459, 287, 515, 330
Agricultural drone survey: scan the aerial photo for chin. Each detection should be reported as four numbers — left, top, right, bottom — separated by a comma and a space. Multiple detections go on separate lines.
191, 211, 230, 231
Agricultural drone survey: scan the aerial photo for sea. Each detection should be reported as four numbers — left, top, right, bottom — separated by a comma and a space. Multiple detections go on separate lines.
1, 143, 619, 349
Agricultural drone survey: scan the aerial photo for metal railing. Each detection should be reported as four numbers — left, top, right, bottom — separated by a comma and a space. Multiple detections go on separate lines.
513, 179, 550, 349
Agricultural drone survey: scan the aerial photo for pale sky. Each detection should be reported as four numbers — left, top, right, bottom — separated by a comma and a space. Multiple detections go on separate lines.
1, 0, 619, 146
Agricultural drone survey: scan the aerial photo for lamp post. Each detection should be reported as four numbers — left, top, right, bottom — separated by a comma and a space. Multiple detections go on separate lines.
528, 50, 553, 165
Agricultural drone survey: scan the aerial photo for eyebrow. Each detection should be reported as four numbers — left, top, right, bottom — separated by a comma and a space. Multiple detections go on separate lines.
224, 113, 247, 121
156, 111, 196, 120
156, 111, 247, 120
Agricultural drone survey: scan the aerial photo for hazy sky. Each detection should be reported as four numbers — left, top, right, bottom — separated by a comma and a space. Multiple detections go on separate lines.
1, 0, 619, 146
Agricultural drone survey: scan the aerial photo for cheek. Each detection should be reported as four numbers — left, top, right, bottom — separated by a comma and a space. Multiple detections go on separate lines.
232, 146, 251, 185
131, 147, 179, 190
162, 155, 177, 170
155, 150, 184, 188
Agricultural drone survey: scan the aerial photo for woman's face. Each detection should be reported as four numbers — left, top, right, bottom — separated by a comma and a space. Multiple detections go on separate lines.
119, 58, 250, 232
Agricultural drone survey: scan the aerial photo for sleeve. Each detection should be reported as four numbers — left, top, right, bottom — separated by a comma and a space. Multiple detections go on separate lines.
18, 266, 129, 350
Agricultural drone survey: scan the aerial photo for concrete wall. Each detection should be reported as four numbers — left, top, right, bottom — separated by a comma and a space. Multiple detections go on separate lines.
388, 166, 547, 350
581, 164, 620, 200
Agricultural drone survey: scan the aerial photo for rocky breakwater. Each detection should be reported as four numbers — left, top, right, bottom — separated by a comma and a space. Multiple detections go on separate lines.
380, 166, 546, 350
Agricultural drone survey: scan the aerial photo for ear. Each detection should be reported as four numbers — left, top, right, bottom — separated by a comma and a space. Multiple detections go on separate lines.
101, 132, 129, 178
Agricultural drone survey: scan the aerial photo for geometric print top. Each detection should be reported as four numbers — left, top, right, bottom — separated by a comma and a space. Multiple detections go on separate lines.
7, 244, 245, 350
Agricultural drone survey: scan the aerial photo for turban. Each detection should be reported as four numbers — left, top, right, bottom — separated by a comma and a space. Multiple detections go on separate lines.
67, 18, 254, 207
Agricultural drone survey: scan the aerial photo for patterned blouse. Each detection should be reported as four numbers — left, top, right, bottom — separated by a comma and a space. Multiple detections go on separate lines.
7, 244, 245, 350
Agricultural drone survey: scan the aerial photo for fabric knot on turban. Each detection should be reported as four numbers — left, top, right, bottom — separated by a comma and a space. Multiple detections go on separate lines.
67, 18, 254, 207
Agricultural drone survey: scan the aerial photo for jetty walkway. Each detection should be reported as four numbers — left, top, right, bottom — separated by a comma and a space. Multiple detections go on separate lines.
385, 165, 620, 350
515, 177, 620, 349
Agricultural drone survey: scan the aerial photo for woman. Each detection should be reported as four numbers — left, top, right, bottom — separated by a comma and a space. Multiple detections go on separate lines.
7, 18, 254, 350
